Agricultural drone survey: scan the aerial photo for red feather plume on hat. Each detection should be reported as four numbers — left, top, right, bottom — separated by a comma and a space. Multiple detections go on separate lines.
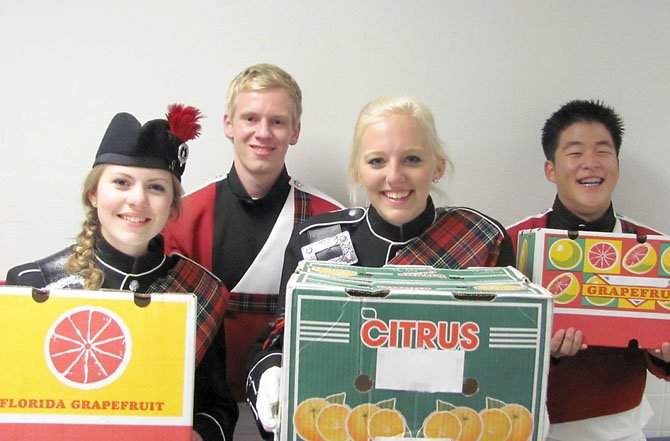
167, 104, 203, 142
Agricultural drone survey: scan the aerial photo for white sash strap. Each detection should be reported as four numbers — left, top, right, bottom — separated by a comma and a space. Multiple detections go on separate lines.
232, 187, 295, 294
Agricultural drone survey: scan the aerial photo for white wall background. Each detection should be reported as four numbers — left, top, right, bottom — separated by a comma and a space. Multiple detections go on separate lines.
1, 1, 670, 435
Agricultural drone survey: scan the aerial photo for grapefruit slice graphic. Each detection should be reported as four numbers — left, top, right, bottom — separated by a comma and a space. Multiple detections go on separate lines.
44, 306, 131, 389
587, 241, 619, 271
546, 272, 580, 304
660, 246, 670, 275
623, 243, 657, 274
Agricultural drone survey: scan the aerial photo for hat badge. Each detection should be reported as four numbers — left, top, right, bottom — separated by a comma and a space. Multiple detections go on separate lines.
177, 143, 189, 166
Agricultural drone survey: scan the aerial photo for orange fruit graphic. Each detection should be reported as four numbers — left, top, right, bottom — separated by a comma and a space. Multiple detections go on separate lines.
45, 306, 130, 389
546, 272, 580, 304
316, 404, 351, 441
587, 241, 619, 271
479, 408, 511, 441
346, 403, 381, 441
501, 404, 533, 441
367, 408, 407, 438
422, 410, 462, 439
623, 243, 657, 274
548, 238, 582, 270
451, 406, 483, 441
294, 398, 329, 441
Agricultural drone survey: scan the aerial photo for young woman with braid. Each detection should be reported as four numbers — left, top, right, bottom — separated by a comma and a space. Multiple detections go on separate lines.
61, 161, 182, 291
5, 104, 238, 441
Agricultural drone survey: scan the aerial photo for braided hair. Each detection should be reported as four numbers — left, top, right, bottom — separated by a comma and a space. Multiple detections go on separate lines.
65, 165, 107, 290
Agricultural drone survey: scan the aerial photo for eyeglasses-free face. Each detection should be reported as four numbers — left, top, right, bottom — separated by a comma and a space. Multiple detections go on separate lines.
89, 165, 174, 257
357, 114, 445, 227
545, 121, 619, 222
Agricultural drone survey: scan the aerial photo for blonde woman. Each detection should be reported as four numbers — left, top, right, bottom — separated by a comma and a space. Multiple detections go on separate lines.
247, 96, 514, 439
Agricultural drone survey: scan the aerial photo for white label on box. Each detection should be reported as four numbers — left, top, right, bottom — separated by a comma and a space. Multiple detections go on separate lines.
375, 347, 464, 393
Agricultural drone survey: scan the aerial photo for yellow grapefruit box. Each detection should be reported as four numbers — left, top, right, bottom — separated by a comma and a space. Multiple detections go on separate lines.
516, 228, 670, 348
0, 286, 196, 441
281, 262, 552, 441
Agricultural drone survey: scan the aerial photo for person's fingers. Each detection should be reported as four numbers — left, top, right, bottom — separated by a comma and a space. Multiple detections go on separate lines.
550, 328, 585, 357
550, 329, 566, 356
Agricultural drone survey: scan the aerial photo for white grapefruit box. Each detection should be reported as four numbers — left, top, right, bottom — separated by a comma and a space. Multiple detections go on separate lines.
516, 228, 670, 348
0, 286, 196, 441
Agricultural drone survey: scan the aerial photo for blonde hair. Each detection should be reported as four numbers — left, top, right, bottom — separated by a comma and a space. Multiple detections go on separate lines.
347, 96, 452, 205
226, 63, 302, 129
65, 164, 184, 290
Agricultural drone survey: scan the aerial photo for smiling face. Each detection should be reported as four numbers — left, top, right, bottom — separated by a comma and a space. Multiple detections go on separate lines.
89, 165, 174, 257
224, 87, 301, 196
357, 114, 445, 227
545, 121, 619, 222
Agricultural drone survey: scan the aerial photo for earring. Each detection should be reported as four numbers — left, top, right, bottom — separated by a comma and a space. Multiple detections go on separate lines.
91, 201, 97, 208
432, 179, 440, 184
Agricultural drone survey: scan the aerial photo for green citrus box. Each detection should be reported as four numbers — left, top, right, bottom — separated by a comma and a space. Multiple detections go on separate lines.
281, 262, 552, 441
516, 228, 670, 348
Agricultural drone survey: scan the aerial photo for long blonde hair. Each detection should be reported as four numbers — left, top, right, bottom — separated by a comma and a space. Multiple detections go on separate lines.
65, 164, 183, 290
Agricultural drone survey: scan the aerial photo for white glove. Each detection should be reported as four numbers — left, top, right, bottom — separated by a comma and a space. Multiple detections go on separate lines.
257, 366, 282, 433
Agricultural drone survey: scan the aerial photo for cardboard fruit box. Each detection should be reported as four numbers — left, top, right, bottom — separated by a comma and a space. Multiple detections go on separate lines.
0, 286, 196, 441
516, 228, 670, 348
281, 261, 552, 441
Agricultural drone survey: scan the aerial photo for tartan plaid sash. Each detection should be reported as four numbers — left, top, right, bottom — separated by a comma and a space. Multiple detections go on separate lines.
390, 207, 504, 268
228, 188, 312, 314
148, 257, 226, 365
293, 188, 312, 224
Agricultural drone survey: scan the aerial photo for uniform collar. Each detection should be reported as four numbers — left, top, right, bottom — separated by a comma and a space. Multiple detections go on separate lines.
95, 234, 167, 276
227, 165, 291, 205
549, 196, 616, 232
367, 197, 436, 243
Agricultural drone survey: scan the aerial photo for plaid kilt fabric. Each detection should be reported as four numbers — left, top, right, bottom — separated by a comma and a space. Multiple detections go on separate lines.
148, 257, 227, 365
228, 188, 313, 315
390, 207, 504, 268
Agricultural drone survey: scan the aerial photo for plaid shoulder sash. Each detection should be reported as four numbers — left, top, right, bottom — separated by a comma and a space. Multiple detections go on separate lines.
389, 207, 504, 268
148, 257, 227, 365
293, 188, 311, 224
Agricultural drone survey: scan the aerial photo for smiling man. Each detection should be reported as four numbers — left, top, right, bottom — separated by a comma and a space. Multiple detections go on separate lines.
162, 64, 342, 440
507, 99, 670, 441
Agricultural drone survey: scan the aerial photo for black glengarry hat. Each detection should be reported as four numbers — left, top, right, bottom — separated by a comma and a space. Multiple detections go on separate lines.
93, 104, 203, 181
